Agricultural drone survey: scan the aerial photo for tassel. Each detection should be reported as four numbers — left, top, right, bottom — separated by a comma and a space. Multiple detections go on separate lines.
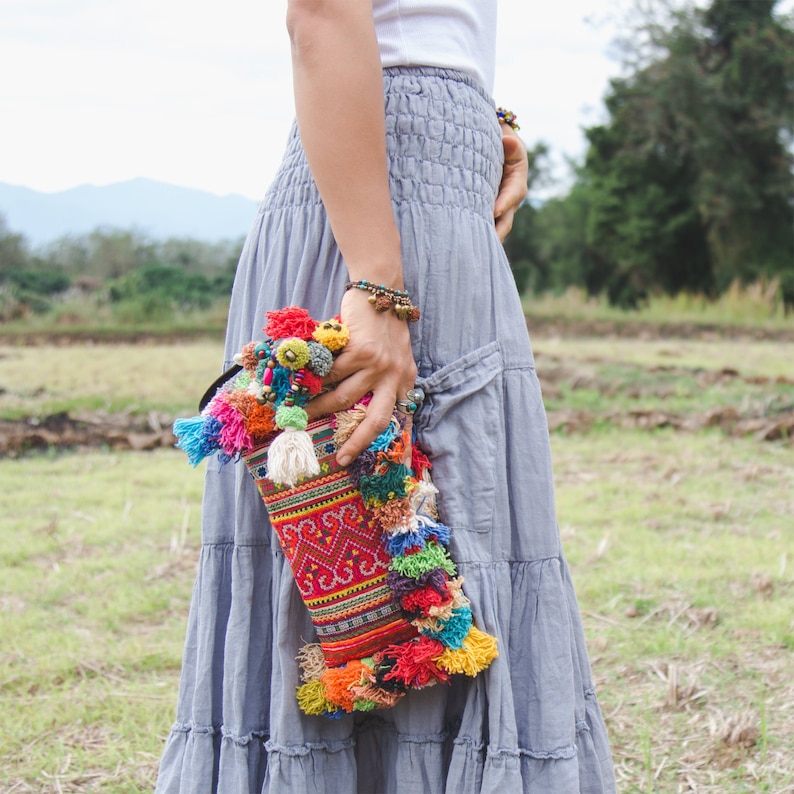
296, 643, 327, 682
173, 415, 218, 467
434, 625, 499, 676
379, 636, 449, 688
267, 405, 319, 487
321, 661, 368, 712
296, 680, 335, 716
267, 426, 320, 486
389, 541, 457, 579
417, 605, 473, 649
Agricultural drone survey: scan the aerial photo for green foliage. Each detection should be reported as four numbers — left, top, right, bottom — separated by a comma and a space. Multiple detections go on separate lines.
507, 0, 794, 309
2, 266, 71, 295
109, 263, 215, 311
0, 215, 241, 326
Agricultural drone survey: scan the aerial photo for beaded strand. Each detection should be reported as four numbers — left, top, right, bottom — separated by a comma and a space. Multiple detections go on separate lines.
345, 279, 421, 322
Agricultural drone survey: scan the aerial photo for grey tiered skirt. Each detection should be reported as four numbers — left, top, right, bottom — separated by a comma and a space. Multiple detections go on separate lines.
156, 67, 616, 793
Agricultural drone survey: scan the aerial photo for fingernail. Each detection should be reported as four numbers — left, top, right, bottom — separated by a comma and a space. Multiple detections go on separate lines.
338, 455, 352, 467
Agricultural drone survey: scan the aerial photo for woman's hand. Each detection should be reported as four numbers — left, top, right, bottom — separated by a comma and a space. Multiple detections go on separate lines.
305, 288, 417, 466
494, 124, 529, 242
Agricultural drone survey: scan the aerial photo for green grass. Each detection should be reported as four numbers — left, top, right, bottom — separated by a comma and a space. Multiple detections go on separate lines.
0, 450, 202, 791
0, 297, 229, 342
553, 429, 794, 791
0, 342, 225, 419
522, 281, 792, 333
1, 326, 792, 791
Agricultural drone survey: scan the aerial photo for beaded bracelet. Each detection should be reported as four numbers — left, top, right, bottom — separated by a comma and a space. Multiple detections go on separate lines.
345, 280, 421, 322
496, 107, 520, 131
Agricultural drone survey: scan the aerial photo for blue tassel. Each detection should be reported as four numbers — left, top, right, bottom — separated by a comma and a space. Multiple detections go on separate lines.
416, 516, 450, 547
386, 531, 425, 557
173, 415, 219, 467
421, 606, 473, 650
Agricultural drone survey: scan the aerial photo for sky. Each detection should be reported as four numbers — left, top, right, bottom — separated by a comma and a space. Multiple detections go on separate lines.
0, 0, 687, 200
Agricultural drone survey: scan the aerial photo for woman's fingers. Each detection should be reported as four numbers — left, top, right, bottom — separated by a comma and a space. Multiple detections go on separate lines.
494, 126, 528, 242
335, 387, 398, 466
304, 287, 418, 464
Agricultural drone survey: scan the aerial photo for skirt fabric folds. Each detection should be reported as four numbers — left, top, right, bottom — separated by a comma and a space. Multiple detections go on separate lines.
156, 67, 616, 794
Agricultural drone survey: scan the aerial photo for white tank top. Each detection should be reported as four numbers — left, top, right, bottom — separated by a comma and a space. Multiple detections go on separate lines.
373, 0, 497, 93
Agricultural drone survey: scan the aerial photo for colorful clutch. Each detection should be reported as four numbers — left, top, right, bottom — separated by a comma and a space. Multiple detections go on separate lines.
173, 306, 498, 717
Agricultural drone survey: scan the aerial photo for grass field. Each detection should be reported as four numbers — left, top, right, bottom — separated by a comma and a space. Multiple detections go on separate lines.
1, 327, 792, 792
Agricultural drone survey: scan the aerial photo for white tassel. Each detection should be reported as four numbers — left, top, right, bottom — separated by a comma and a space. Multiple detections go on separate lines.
411, 476, 439, 518
267, 426, 320, 487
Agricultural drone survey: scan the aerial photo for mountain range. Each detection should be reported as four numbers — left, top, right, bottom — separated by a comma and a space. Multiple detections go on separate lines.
0, 179, 261, 246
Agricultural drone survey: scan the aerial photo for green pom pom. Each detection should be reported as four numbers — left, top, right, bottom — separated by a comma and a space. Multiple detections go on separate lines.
389, 542, 457, 579
276, 338, 311, 370
275, 404, 309, 430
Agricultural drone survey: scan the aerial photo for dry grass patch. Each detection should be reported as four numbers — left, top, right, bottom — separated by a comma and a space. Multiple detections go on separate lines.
554, 429, 794, 792
0, 341, 225, 418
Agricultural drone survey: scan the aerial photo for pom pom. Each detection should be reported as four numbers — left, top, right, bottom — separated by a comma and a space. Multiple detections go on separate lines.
359, 463, 411, 504
245, 401, 277, 441
208, 397, 253, 457
267, 425, 320, 487
401, 585, 451, 618
387, 567, 449, 599
299, 370, 324, 396
368, 422, 399, 452
312, 319, 350, 352
238, 341, 259, 371
349, 682, 404, 709
389, 542, 457, 579
333, 404, 368, 448
264, 306, 318, 340
417, 605, 473, 649
269, 366, 292, 404
385, 530, 426, 558
276, 338, 311, 370
307, 341, 334, 377
373, 497, 413, 533
414, 515, 450, 547
321, 661, 368, 712
275, 404, 309, 431
410, 478, 439, 520
346, 448, 378, 487
411, 446, 433, 478
434, 625, 499, 676
378, 636, 448, 688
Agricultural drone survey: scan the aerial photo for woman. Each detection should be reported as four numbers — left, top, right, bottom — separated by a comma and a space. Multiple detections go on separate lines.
156, 1, 616, 791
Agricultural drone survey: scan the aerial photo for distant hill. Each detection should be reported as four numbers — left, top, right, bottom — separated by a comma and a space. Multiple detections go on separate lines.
0, 179, 260, 246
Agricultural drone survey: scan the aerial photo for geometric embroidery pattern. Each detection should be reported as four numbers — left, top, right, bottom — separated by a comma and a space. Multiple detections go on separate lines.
245, 419, 417, 666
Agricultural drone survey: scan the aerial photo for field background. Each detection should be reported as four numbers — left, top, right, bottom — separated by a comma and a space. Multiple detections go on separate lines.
1, 313, 792, 793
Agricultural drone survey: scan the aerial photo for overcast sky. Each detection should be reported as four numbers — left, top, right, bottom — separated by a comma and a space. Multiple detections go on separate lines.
4, 0, 786, 201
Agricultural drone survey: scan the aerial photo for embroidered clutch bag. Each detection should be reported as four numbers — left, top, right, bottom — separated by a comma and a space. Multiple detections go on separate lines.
173, 306, 498, 717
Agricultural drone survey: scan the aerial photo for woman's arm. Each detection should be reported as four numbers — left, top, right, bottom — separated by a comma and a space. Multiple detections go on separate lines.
287, 0, 417, 466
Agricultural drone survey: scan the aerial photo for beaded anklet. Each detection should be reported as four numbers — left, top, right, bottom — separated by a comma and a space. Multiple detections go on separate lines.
345, 280, 420, 322
496, 107, 520, 131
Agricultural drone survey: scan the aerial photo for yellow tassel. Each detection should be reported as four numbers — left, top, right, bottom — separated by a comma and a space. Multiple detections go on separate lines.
296, 679, 335, 716
435, 625, 499, 676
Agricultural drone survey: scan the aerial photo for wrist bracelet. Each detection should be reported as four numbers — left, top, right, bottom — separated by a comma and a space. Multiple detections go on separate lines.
496, 107, 520, 131
345, 280, 421, 322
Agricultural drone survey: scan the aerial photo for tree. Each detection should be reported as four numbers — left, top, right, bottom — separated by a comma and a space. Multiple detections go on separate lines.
577, 0, 794, 305
0, 215, 29, 274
